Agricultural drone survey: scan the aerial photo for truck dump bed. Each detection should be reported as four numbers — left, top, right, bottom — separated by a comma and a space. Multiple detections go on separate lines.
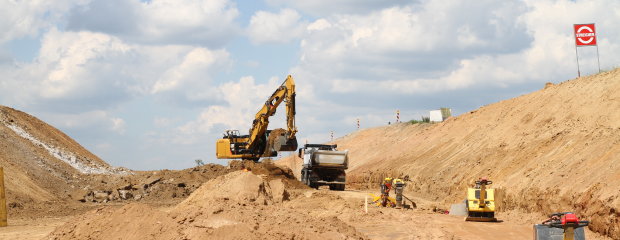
312, 150, 348, 168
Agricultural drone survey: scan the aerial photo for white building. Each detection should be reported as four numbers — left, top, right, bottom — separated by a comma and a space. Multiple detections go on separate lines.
429, 108, 452, 122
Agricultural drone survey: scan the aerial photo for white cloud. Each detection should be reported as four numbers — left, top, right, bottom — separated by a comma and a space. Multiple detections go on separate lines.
38, 29, 131, 99
66, 0, 240, 47
37, 110, 126, 135
0, 29, 231, 112
265, 0, 405, 16
290, 0, 620, 98
174, 76, 281, 144
110, 118, 126, 134
3, 0, 620, 171
0, 0, 85, 43
306, 19, 331, 32
247, 8, 307, 44
151, 47, 231, 102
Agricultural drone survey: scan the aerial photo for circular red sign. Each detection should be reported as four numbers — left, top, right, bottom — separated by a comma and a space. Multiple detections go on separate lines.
574, 24, 596, 46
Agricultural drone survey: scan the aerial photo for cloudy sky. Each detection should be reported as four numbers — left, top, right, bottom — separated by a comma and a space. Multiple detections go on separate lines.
1, 0, 618, 170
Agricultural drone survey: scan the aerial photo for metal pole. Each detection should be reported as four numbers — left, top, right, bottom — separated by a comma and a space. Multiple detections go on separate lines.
596, 44, 601, 73
575, 45, 581, 77
0, 167, 7, 227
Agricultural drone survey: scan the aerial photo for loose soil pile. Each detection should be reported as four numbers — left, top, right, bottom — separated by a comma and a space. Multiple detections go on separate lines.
0, 105, 237, 218
48, 170, 366, 240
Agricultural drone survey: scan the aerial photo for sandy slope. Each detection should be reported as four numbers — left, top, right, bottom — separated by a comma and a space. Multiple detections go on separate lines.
0, 106, 114, 214
314, 69, 620, 238
0, 106, 235, 219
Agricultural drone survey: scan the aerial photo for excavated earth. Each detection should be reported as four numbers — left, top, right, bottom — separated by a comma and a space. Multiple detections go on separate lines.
329, 69, 620, 239
1, 69, 620, 239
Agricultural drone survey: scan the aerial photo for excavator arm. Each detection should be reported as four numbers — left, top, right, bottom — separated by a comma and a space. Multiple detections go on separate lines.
246, 75, 297, 150
215, 75, 297, 161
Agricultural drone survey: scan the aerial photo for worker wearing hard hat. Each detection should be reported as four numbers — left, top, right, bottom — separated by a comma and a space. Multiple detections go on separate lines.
379, 177, 393, 207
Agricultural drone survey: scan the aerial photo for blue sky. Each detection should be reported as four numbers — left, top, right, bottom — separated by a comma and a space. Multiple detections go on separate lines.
1, 0, 618, 170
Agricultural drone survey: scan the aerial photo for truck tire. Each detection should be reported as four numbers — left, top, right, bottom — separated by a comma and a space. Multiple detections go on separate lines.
329, 184, 345, 191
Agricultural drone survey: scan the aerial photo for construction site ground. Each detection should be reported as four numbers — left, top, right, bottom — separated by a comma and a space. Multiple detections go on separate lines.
0, 184, 611, 240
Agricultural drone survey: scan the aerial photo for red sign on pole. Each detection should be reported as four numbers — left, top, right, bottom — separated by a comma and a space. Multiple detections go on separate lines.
574, 23, 597, 46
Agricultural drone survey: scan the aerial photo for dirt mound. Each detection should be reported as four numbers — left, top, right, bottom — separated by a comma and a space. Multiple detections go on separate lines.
48, 170, 366, 240
323, 69, 620, 238
0, 106, 121, 217
174, 171, 283, 212
229, 159, 308, 189
72, 163, 233, 204
0, 105, 239, 218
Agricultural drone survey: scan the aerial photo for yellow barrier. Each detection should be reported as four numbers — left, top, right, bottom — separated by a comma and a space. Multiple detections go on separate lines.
0, 167, 6, 227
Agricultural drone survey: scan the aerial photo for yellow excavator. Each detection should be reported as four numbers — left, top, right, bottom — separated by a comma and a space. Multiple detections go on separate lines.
465, 178, 497, 222
215, 75, 298, 161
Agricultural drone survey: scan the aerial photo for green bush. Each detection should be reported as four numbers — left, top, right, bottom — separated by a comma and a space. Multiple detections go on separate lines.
409, 116, 430, 124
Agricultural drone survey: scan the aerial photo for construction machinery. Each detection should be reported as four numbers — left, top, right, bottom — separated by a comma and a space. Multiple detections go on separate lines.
216, 75, 298, 161
298, 144, 348, 190
534, 212, 589, 240
465, 178, 497, 222
370, 177, 415, 209
375, 177, 395, 207
392, 178, 406, 208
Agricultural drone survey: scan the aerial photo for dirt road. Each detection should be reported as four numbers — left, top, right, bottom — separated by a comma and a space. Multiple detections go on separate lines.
0, 187, 612, 240
330, 189, 609, 240
0, 217, 70, 240
331, 189, 529, 239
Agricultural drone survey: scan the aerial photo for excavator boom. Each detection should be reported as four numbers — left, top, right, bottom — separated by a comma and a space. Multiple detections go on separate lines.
215, 75, 298, 161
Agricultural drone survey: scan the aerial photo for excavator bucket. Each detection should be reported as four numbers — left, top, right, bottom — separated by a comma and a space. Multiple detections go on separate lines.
275, 135, 297, 151
271, 130, 297, 152
262, 129, 298, 157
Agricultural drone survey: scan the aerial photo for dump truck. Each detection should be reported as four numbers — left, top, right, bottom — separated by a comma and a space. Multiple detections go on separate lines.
298, 144, 348, 191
